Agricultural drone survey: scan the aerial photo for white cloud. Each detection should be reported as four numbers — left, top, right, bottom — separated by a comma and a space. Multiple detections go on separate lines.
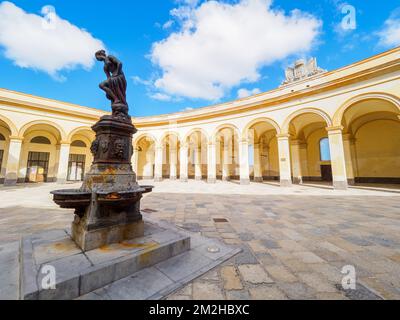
150, 0, 321, 100
181, 107, 194, 112
237, 88, 261, 99
378, 10, 400, 48
0, 1, 104, 79
150, 92, 173, 101
132, 75, 152, 86
163, 20, 175, 30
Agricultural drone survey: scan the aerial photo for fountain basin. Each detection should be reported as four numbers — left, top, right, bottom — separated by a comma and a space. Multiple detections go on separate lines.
51, 185, 154, 217
97, 189, 145, 208
140, 185, 155, 194
51, 189, 91, 217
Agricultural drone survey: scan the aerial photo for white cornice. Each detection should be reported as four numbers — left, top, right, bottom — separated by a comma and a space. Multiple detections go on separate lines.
1, 46, 399, 126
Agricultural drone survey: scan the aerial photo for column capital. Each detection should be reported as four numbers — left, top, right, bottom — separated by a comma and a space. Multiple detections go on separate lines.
276, 133, 291, 140
239, 138, 250, 144
326, 126, 344, 134
9, 136, 23, 142
59, 141, 71, 146
290, 139, 306, 146
299, 142, 308, 149
342, 133, 356, 142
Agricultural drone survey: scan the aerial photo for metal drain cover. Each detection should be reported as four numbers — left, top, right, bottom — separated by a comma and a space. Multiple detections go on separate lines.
207, 246, 220, 253
213, 218, 229, 223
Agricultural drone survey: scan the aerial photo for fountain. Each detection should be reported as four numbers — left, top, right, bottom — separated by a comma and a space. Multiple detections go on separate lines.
51, 50, 153, 251
16, 50, 237, 301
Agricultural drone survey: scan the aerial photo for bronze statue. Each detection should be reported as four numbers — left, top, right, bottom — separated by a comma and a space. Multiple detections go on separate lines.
95, 50, 129, 119
51, 50, 152, 253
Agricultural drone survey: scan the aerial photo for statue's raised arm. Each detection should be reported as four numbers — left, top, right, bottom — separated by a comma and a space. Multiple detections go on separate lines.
95, 50, 129, 120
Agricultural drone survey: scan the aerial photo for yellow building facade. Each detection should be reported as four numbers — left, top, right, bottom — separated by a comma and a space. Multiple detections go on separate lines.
1, 47, 400, 190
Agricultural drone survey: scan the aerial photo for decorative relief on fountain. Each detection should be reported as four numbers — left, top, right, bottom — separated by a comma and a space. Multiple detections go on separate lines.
113, 138, 127, 159
90, 139, 99, 156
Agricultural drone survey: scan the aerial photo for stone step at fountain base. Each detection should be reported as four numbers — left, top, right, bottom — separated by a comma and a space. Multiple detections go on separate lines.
18, 218, 240, 300
20, 221, 190, 300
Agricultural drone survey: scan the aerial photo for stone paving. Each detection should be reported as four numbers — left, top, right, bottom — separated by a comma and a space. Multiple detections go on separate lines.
1, 181, 400, 300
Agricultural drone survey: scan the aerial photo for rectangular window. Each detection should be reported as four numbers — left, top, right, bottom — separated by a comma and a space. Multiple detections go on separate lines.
68, 154, 86, 181
0, 150, 4, 169
320, 138, 332, 162
26, 152, 50, 183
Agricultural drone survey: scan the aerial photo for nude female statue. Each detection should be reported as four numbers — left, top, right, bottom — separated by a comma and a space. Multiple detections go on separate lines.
95, 50, 128, 116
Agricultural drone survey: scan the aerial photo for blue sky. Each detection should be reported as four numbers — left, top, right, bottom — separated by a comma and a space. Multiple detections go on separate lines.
0, 0, 399, 117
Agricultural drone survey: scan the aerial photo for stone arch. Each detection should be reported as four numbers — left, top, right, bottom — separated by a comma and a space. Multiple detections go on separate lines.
335, 93, 400, 185
281, 108, 333, 186
212, 124, 240, 181
282, 108, 333, 134
242, 118, 281, 183
211, 124, 240, 142
0, 119, 13, 181
67, 126, 94, 143
158, 131, 182, 146
160, 132, 181, 180
134, 134, 156, 180
133, 133, 157, 148
19, 120, 67, 142
281, 108, 333, 135
333, 92, 400, 127
23, 130, 58, 145
19, 125, 61, 183
242, 117, 281, 138
0, 114, 18, 136
184, 128, 209, 180
183, 128, 209, 144
0, 125, 11, 141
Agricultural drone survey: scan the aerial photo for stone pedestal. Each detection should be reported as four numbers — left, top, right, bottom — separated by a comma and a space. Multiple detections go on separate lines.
78, 116, 145, 250
20, 221, 191, 300
52, 114, 153, 252
72, 219, 144, 252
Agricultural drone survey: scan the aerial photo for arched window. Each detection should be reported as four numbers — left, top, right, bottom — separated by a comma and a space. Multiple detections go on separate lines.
320, 138, 331, 161
71, 140, 87, 148
31, 136, 51, 145
0, 133, 5, 141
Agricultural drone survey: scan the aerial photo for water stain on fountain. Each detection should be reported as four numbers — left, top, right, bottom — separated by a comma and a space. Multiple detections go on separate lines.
51, 51, 153, 252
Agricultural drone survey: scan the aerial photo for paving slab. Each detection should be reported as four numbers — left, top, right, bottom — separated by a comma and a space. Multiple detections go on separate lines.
0, 242, 19, 300
2, 182, 400, 300
14, 214, 240, 300
79, 234, 239, 300
80, 267, 175, 300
